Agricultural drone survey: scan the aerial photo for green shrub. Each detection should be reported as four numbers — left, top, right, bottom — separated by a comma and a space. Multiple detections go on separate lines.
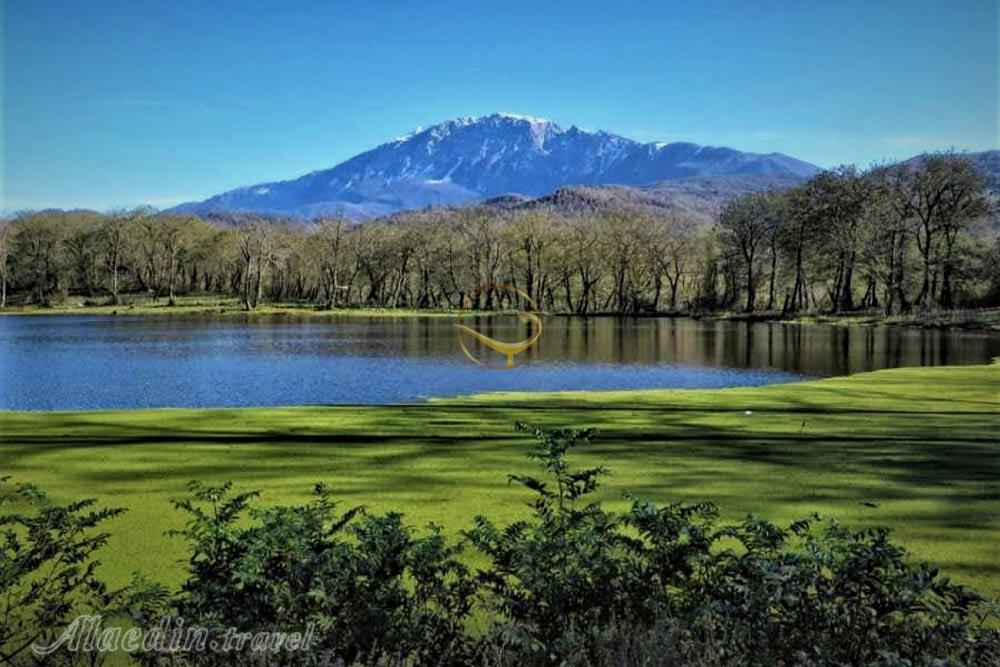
4, 424, 999, 666
681, 516, 1000, 665
160, 481, 474, 665
464, 425, 1000, 666
464, 423, 664, 662
0, 476, 123, 666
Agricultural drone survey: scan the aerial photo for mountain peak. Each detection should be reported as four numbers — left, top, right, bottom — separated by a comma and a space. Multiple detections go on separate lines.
416, 112, 563, 141
172, 114, 820, 220
490, 112, 557, 125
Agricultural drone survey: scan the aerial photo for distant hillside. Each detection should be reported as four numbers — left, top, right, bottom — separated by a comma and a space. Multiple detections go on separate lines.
480, 173, 807, 225
967, 150, 1000, 193
484, 185, 679, 215
903, 150, 1000, 193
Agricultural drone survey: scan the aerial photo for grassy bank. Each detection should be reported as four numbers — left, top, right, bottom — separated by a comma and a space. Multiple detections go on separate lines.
790, 307, 1000, 330
2, 359, 998, 595
4, 296, 1000, 331
714, 307, 1000, 331
0, 295, 461, 318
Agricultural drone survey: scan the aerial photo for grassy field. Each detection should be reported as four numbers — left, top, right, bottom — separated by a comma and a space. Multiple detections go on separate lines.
1, 359, 998, 596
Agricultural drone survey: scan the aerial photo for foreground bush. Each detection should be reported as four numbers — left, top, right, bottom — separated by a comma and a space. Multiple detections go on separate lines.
465, 424, 1000, 666
157, 482, 475, 665
0, 477, 123, 666
3, 426, 999, 666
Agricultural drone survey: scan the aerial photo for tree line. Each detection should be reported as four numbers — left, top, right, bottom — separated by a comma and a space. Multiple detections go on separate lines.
1, 153, 996, 315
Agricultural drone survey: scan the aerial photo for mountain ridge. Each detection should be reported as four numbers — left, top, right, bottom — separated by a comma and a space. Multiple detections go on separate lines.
171, 113, 821, 220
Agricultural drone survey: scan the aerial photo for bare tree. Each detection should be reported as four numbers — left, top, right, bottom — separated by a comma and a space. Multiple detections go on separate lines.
317, 218, 350, 308
157, 216, 196, 306
12, 213, 66, 305
97, 210, 135, 305
236, 220, 270, 310
0, 221, 13, 309
898, 154, 987, 308
719, 192, 779, 312
809, 168, 867, 312
932, 157, 989, 308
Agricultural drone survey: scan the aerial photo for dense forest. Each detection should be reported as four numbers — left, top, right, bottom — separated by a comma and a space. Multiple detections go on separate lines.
1, 153, 997, 315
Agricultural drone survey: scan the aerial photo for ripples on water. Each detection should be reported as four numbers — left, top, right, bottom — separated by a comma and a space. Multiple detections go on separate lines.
1, 315, 997, 410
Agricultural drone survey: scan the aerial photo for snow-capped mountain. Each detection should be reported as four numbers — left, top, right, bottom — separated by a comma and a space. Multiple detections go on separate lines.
172, 113, 820, 219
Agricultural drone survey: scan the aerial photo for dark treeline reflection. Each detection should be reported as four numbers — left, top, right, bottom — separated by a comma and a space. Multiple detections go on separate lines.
411, 316, 1000, 376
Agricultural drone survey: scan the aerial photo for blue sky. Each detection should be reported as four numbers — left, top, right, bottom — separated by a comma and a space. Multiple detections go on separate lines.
2, 0, 997, 210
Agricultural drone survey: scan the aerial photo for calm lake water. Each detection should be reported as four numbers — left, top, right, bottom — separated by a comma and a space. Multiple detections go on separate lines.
1, 314, 998, 410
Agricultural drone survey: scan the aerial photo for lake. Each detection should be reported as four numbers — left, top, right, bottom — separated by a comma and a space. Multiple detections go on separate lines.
1, 314, 998, 410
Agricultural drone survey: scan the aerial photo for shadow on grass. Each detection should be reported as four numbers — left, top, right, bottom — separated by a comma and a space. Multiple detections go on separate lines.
4, 402, 998, 516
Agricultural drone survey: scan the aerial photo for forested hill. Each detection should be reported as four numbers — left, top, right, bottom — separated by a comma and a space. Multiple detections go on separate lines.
958, 150, 999, 193
482, 174, 808, 225
497, 152, 998, 228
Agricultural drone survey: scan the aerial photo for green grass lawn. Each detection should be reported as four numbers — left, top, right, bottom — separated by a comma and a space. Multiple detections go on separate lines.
1, 359, 998, 596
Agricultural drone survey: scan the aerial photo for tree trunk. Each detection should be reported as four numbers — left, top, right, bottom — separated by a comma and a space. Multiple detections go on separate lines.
785, 242, 804, 314
916, 240, 932, 307
840, 252, 855, 311
831, 259, 845, 312
940, 232, 957, 309
167, 256, 177, 307
940, 262, 953, 309
767, 248, 777, 311
243, 258, 254, 311
894, 240, 910, 314
561, 273, 573, 312
111, 255, 120, 306
254, 261, 264, 308
744, 252, 756, 312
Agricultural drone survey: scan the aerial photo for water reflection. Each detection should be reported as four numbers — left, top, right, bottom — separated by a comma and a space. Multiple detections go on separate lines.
485, 316, 998, 376
0, 315, 997, 410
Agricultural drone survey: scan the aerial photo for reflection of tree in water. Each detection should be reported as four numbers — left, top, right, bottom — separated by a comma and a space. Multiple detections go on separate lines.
441, 316, 999, 375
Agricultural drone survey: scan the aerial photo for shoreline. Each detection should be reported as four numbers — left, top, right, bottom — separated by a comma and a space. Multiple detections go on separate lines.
3, 356, 994, 416
0, 299, 462, 319
712, 308, 1000, 331
2, 299, 999, 331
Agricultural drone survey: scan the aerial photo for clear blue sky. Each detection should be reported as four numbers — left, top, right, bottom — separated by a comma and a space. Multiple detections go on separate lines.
2, 0, 997, 210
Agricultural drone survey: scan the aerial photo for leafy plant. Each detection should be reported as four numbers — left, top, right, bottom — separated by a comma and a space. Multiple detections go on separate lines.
467, 424, 1000, 666
165, 481, 474, 665
465, 423, 662, 663
0, 476, 123, 666
684, 516, 1000, 665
